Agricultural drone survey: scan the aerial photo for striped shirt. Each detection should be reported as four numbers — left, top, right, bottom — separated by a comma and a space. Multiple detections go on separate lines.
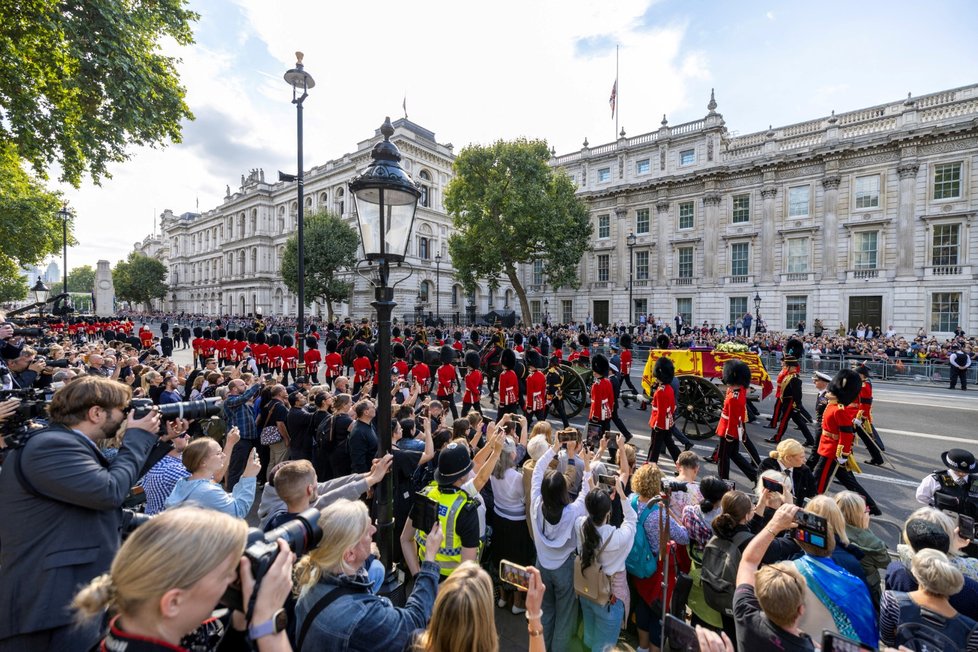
144, 454, 190, 515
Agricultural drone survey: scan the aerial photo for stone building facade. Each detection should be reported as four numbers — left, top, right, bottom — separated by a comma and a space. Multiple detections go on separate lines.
524, 85, 978, 336
160, 119, 514, 322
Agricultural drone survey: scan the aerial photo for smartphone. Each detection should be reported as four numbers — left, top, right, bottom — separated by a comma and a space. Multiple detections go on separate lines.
664, 614, 699, 652
499, 560, 531, 591
821, 630, 876, 651
793, 510, 828, 548
724, 480, 736, 491
597, 474, 617, 490
558, 430, 578, 443
586, 422, 603, 449
762, 477, 784, 494
410, 494, 439, 534
959, 514, 976, 541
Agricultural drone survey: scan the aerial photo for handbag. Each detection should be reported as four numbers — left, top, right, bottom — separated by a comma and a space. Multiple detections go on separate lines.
574, 531, 613, 605
259, 401, 282, 445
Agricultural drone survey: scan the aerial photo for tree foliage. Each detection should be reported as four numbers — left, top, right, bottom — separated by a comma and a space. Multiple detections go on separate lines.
0, 143, 67, 300
281, 211, 359, 322
0, 0, 198, 186
445, 138, 591, 322
48, 264, 96, 296
113, 253, 167, 308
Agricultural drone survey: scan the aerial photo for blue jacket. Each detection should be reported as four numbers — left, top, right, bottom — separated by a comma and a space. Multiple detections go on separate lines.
294, 560, 440, 651
165, 476, 256, 518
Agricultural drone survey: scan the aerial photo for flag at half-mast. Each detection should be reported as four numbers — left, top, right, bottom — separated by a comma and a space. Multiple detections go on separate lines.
609, 79, 618, 118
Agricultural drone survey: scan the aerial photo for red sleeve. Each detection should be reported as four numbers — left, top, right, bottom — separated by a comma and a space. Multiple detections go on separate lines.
463, 370, 482, 403
499, 370, 519, 405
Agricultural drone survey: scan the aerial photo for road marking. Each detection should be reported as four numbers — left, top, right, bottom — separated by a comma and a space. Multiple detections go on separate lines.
873, 398, 978, 412
756, 414, 975, 444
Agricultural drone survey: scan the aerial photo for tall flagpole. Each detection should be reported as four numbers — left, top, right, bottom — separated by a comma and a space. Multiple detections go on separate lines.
615, 44, 619, 140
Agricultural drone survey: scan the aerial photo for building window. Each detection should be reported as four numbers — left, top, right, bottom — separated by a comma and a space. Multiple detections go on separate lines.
533, 259, 544, 285
677, 247, 693, 278
597, 167, 611, 183
730, 297, 748, 327
636, 159, 650, 175
418, 237, 429, 260
635, 250, 649, 280
562, 299, 573, 324
786, 296, 808, 329
788, 185, 810, 217
931, 292, 960, 332
598, 214, 610, 239
732, 194, 750, 223
597, 255, 609, 282
634, 298, 648, 319
451, 285, 459, 308
676, 297, 692, 326
933, 162, 962, 200
487, 290, 494, 309
678, 201, 694, 229
531, 300, 541, 324
419, 170, 431, 208
636, 208, 650, 234
854, 231, 879, 269
419, 281, 431, 303
854, 175, 880, 209
932, 223, 961, 267
679, 149, 695, 166
730, 242, 749, 277
786, 237, 809, 273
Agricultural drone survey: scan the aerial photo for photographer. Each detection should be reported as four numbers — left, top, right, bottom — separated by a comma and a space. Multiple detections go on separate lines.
6, 346, 45, 389
0, 375, 161, 651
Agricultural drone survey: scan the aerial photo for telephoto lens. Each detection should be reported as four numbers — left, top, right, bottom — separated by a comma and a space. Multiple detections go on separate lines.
128, 397, 223, 421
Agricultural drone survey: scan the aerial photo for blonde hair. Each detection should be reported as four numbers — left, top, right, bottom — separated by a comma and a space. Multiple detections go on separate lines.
754, 562, 806, 628
182, 437, 218, 474
141, 370, 162, 395
770, 439, 805, 461
797, 495, 846, 556
274, 460, 316, 505
755, 469, 793, 504
412, 561, 498, 652
631, 463, 663, 500
905, 507, 963, 558
911, 548, 964, 596
530, 420, 553, 444
72, 507, 247, 622
526, 434, 551, 461
295, 499, 371, 593
834, 491, 867, 529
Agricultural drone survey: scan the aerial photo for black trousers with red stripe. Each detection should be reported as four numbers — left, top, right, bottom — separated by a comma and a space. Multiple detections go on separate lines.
717, 436, 757, 483
813, 454, 878, 511
767, 397, 782, 427
771, 398, 814, 445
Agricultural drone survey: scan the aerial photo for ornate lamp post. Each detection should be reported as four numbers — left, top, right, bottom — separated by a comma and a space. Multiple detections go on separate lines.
58, 204, 71, 303
626, 231, 636, 324
349, 117, 421, 592
753, 291, 762, 335
543, 299, 549, 326
282, 52, 314, 365
434, 252, 441, 324
31, 278, 49, 318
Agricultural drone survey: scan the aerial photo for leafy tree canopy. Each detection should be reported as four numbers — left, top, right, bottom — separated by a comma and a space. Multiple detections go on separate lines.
445, 138, 591, 322
0, 0, 198, 186
48, 264, 96, 295
281, 211, 359, 322
113, 252, 167, 308
0, 143, 68, 301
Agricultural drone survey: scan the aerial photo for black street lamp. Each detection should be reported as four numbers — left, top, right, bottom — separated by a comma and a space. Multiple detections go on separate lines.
543, 299, 549, 326
626, 231, 636, 324
31, 278, 49, 318
350, 117, 420, 593
414, 291, 424, 325
753, 291, 762, 335
282, 51, 314, 367
434, 252, 441, 324
58, 204, 70, 303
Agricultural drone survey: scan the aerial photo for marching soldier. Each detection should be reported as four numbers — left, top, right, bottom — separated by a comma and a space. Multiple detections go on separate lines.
715, 360, 758, 483
806, 371, 833, 468
766, 338, 805, 429
436, 345, 462, 419
646, 357, 678, 464
545, 355, 570, 428
852, 364, 886, 466
461, 351, 483, 415
916, 449, 978, 518
497, 348, 521, 419
524, 350, 547, 425
765, 354, 814, 447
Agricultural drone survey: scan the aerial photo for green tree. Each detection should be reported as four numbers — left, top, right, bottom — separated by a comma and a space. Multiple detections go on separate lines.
48, 264, 96, 296
0, 143, 67, 300
445, 138, 591, 322
113, 252, 167, 309
281, 211, 358, 322
0, 0, 198, 186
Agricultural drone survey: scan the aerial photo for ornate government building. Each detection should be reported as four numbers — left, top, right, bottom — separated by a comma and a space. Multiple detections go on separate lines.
518, 84, 978, 336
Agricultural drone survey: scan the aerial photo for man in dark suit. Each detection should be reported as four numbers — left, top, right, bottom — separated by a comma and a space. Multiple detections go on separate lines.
0, 376, 161, 651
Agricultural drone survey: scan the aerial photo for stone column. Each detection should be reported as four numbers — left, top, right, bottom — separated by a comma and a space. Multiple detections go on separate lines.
702, 193, 721, 280
896, 162, 920, 276
656, 200, 670, 280
95, 260, 115, 317
760, 187, 778, 282
821, 176, 841, 279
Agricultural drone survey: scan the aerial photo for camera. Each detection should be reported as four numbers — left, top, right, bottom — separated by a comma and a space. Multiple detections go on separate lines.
127, 396, 223, 421
221, 507, 323, 611
0, 388, 49, 447
11, 328, 43, 338
664, 481, 688, 493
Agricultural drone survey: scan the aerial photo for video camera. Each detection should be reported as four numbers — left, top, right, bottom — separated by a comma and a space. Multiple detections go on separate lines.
221, 507, 324, 611
127, 397, 223, 421
0, 388, 49, 448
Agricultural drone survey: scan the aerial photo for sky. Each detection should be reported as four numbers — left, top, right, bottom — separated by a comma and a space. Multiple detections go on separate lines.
52, 0, 978, 272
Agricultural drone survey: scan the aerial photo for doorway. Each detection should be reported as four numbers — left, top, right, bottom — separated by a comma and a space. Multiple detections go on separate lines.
593, 300, 609, 327
848, 295, 882, 329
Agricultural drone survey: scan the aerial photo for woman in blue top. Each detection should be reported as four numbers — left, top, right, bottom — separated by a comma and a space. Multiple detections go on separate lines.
165, 436, 258, 518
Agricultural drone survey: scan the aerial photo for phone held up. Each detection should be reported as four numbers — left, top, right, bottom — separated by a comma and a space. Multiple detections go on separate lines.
410, 494, 439, 534
793, 510, 829, 549
499, 560, 531, 591
663, 614, 699, 652
821, 630, 877, 652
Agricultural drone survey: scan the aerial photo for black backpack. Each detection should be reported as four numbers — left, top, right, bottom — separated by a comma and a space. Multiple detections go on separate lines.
891, 591, 977, 652
700, 530, 753, 616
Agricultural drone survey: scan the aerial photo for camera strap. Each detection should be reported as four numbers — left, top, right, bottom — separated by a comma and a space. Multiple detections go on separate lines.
296, 585, 366, 650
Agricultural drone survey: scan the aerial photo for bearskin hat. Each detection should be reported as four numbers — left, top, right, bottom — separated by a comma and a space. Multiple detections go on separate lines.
453, 331, 463, 342
392, 326, 401, 339
412, 346, 425, 363
514, 332, 524, 346
305, 336, 318, 350
656, 333, 671, 349
433, 329, 442, 341
552, 335, 564, 350
528, 335, 538, 348
202, 329, 212, 339
325, 338, 337, 353
828, 369, 862, 406
354, 342, 370, 358
852, 363, 871, 378
620, 333, 632, 349
501, 347, 517, 370
591, 353, 610, 377
255, 331, 266, 345
470, 330, 481, 343
440, 345, 455, 365
216, 328, 227, 339
721, 359, 752, 388
268, 332, 280, 346
653, 356, 675, 384
282, 334, 294, 347
549, 355, 561, 368
465, 350, 481, 370
392, 342, 407, 359
785, 338, 805, 360
578, 333, 590, 347
527, 350, 545, 369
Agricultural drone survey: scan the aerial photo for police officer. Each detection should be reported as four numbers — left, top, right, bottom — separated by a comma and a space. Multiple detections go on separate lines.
916, 448, 978, 518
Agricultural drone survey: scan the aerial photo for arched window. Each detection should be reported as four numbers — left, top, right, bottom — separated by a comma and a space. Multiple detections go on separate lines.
419, 170, 431, 208
336, 187, 345, 216
418, 237, 429, 260
251, 209, 258, 234
319, 191, 328, 206
420, 280, 432, 303
278, 206, 286, 233
452, 285, 459, 307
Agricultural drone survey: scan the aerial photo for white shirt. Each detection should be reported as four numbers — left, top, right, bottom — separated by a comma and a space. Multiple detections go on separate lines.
490, 467, 526, 520
530, 448, 592, 569
575, 496, 637, 575
916, 470, 969, 506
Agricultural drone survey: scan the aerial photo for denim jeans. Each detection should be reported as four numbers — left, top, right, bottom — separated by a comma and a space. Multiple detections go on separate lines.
581, 597, 624, 652
539, 554, 578, 652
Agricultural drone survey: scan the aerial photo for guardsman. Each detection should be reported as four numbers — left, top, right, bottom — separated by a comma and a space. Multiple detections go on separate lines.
323, 338, 342, 389
303, 335, 321, 384
410, 345, 432, 397
253, 331, 269, 375
813, 369, 881, 515
351, 342, 373, 395
436, 345, 461, 419
766, 355, 814, 447
497, 348, 520, 418
524, 350, 547, 425
916, 449, 978, 518
461, 351, 483, 415
646, 356, 676, 464
766, 338, 805, 429
191, 326, 204, 368
545, 355, 570, 428
716, 360, 758, 483
618, 333, 640, 402
852, 364, 886, 466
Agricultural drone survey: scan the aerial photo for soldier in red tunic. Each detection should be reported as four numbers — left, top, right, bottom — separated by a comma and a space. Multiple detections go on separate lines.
716, 360, 758, 483
524, 350, 547, 425
461, 351, 482, 416
646, 357, 677, 464
435, 345, 461, 419
497, 348, 520, 419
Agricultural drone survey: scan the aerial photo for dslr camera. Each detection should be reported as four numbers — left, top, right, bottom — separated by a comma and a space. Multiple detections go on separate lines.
127, 396, 223, 421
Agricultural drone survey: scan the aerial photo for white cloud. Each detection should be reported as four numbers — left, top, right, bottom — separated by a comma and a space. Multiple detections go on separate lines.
766, 11, 775, 20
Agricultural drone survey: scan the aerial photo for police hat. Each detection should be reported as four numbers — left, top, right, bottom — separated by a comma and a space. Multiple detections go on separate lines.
782, 356, 799, 367
941, 448, 977, 473
813, 371, 833, 383
435, 443, 473, 484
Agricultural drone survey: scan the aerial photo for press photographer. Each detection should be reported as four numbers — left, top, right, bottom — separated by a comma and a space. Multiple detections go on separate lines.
0, 375, 161, 651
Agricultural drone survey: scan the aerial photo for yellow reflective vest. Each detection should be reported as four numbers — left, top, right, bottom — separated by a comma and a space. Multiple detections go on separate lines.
414, 484, 481, 577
